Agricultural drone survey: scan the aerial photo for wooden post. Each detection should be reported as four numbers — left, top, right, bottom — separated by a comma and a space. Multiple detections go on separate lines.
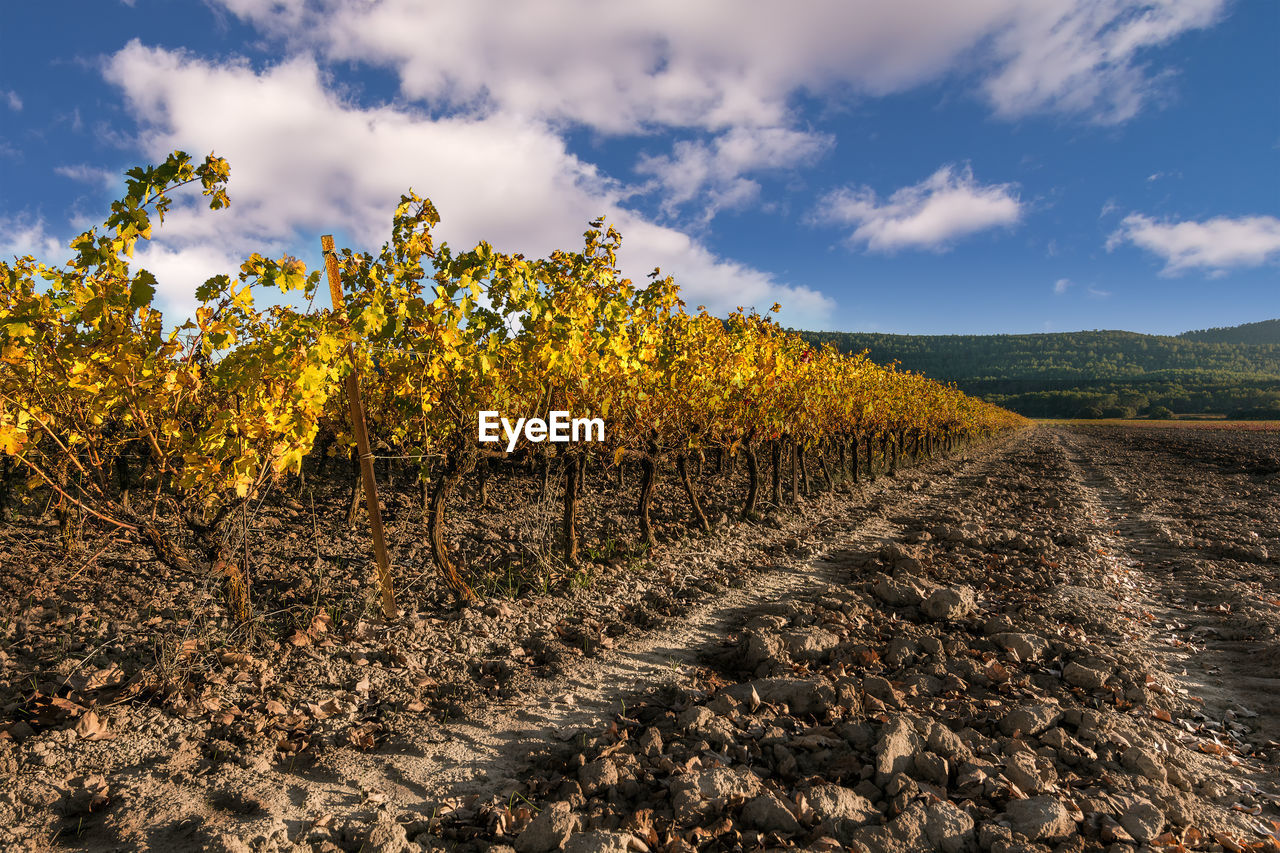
322, 235, 398, 620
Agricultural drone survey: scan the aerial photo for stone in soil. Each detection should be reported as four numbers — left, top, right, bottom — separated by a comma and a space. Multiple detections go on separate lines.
563, 830, 633, 853
990, 631, 1050, 661
874, 717, 922, 783
1002, 796, 1076, 843
516, 802, 580, 853
741, 791, 802, 834
921, 586, 977, 621
1118, 795, 1165, 843
1062, 659, 1111, 689
1000, 703, 1062, 737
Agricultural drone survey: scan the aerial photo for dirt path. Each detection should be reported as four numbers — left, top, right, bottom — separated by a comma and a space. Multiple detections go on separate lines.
1052, 428, 1280, 746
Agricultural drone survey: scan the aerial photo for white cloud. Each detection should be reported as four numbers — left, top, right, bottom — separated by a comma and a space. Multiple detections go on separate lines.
130, 243, 249, 321
3, 90, 21, 111
613, 217, 833, 320
78, 2, 1229, 325
0, 214, 65, 262
984, 0, 1224, 123
1087, 284, 1112, 298
1107, 213, 1280, 274
88, 1, 1226, 323
1053, 277, 1072, 294
54, 164, 116, 187
815, 165, 1022, 252
636, 127, 832, 220
101, 42, 833, 323
214, 0, 1224, 128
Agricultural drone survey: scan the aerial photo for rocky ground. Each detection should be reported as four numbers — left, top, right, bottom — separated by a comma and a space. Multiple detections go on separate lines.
1, 425, 1277, 852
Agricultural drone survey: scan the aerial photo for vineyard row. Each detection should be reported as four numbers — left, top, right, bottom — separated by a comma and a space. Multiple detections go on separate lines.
0, 152, 1027, 618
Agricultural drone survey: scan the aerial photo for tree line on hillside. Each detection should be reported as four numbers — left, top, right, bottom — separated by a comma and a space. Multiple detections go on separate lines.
1179, 319, 1280, 346
801, 329, 1280, 419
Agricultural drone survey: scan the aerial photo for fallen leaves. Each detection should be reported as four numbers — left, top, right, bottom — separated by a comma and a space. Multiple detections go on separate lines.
346, 721, 383, 750
9, 691, 100, 734
74, 663, 125, 693
984, 659, 1011, 683
305, 697, 343, 719
275, 734, 309, 757
59, 775, 110, 817
74, 710, 111, 741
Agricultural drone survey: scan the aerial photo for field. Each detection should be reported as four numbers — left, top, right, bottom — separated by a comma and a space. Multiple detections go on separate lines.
1, 424, 1277, 852
1036, 419, 1280, 431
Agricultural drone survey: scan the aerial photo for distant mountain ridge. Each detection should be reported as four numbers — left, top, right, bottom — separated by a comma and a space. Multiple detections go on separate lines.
1178, 319, 1280, 345
800, 320, 1280, 419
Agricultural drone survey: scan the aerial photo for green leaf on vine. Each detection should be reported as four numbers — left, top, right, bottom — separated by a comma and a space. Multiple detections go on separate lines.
130, 270, 157, 309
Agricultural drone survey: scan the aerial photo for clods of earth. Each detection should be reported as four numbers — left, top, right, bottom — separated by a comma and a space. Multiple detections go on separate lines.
1, 426, 1277, 852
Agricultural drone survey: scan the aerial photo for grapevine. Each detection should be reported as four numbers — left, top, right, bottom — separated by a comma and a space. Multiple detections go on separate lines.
0, 153, 1028, 621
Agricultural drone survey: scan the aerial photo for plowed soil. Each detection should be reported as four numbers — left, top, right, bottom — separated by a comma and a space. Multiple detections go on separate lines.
2, 425, 1277, 852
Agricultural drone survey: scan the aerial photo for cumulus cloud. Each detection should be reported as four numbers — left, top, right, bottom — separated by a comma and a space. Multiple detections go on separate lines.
1053, 277, 1072, 294
54, 164, 117, 187
101, 42, 833, 322
983, 0, 1224, 123
0, 214, 66, 262
129, 244, 250, 321
815, 165, 1022, 252
213, 0, 1224, 128
82, 1, 1228, 322
3, 90, 21, 111
636, 127, 833, 220
1107, 213, 1280, 274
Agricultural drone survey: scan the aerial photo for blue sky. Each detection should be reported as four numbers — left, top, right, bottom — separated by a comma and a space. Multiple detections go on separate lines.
1, 0, 1277, 334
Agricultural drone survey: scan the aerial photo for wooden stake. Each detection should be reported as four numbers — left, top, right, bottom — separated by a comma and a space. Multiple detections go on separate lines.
322, 235, 398, 620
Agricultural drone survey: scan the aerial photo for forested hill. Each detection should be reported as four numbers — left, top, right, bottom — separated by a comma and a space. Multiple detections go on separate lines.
1178, 319, 1280, 345
800, 323, 1280, 419
802, 329, 1280, 381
